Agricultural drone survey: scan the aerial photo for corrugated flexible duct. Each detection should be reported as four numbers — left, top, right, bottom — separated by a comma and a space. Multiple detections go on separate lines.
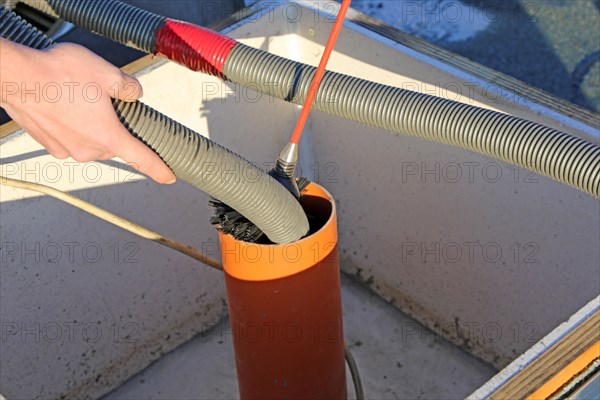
0, 5, 310, 244
28, 0, 600, 198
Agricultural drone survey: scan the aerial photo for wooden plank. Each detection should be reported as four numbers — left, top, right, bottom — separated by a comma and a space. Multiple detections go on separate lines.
489, 311, 600, 399
0, 120, 20, 140
120, 54, 161, 76
527, 341, 600, 399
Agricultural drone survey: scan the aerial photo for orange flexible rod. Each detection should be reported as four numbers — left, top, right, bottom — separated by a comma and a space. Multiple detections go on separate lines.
289, 0, 351, 144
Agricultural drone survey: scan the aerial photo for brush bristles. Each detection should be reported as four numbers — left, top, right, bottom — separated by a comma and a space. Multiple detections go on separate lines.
210, 177, 311, 244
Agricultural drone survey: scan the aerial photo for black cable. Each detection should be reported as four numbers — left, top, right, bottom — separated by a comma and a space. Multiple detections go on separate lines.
346, 344, 365, 399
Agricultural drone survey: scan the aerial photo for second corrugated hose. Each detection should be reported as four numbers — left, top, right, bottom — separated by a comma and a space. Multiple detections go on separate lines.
24, 0, 600, 201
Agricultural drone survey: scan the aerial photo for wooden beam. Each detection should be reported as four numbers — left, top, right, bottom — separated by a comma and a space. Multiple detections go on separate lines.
490, 310, 600, 399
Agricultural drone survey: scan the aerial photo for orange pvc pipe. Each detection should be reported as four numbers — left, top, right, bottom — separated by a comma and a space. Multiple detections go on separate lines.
219, 183, 346, 399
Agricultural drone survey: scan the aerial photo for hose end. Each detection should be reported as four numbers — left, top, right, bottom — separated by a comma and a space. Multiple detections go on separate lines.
271, 142, 300, 198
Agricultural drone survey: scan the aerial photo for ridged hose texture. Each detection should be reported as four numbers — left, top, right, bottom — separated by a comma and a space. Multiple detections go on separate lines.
44, 0, 166, 52
27, 0, 600, 198
0, 6, 310, 244
0, 4, 53, 48
224, 44, 600, 198
112, 100, 309, 244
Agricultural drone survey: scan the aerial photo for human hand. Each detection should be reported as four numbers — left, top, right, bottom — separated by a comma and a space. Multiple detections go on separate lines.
0, 39, 176, 184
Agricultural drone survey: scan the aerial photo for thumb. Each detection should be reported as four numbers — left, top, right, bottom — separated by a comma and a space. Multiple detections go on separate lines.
114, 71, 144, 102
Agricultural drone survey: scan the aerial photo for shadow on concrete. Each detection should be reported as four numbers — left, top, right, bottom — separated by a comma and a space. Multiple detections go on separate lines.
446, 0, 597, 112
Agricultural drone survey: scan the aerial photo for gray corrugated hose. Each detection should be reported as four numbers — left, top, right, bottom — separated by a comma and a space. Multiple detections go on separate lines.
0, 6, 310, 244
224, 44, 600, 197
26, 0, 600, 198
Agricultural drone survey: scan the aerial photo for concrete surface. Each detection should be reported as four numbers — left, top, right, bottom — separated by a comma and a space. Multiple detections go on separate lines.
350, 0, 600, 113
0, 133, 228, 400
262, 2, 598, 369
1, 2, 598, 399
1, 4, 247, 398
104, 275, 496, 400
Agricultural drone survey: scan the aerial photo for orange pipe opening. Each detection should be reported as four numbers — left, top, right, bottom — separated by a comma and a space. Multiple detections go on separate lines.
219, 183, 347, 399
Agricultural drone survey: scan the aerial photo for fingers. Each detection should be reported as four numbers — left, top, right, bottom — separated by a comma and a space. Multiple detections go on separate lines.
44, 43, 143, 102
97, 70, 143, 103
99, 70, 143, 103
113, 127, 176, 184
115, 72, 143, 102
9, 42, 169, 184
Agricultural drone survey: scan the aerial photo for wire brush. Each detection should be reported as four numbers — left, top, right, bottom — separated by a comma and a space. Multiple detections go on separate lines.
210, 176, 313, 244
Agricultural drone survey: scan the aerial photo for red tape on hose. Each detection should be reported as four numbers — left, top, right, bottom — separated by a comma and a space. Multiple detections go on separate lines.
155, 20, 237, 78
